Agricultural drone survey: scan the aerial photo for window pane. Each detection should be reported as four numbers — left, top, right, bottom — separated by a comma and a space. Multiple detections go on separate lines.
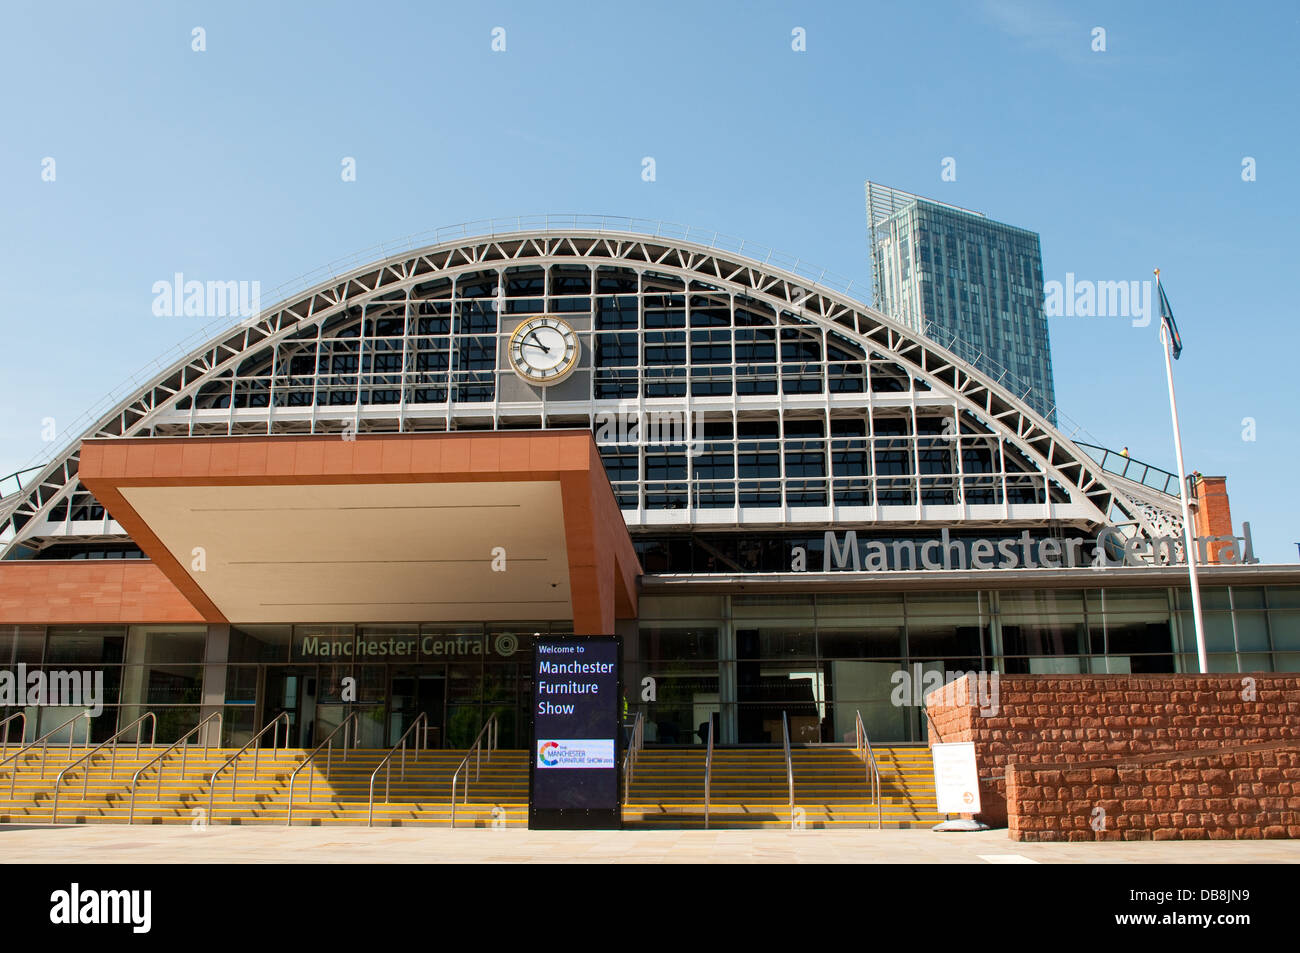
45, 626, 126, 665
230, 625, 290, 663
1235, 613, 1271, 652
1269, 610, 1300, 650
0, 626, 44, 665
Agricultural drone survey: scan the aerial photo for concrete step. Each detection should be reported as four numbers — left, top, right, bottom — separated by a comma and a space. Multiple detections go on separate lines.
1, 744, 941, 829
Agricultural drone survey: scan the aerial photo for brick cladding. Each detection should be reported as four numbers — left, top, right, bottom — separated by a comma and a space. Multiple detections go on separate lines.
925, 673, 1300, 840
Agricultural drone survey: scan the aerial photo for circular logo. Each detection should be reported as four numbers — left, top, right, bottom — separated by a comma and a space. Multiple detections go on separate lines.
539, 741, 559, 766
495, 633, 519, 657
962, 791, 975, 804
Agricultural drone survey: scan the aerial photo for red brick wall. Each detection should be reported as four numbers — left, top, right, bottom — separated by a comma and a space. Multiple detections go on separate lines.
926, 673, 1300, 832
1007, 742, 1300, 841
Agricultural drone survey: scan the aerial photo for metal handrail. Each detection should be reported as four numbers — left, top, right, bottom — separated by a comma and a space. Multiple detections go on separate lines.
0, 712, 27, 758
449, 713, 499, 829
1, 709, 93, 797
1075, 441, 1181, 497
127, 712, 223, 824
50, 712, 156, 824
621, 711, 644, 804
0, 465, 42, 500
781, 711, 795, 830
366, 711, 428, 827
206, 712, 290, 823
703, 718, 715, 830
286, 712, 357, 825
855, 710, 883, 830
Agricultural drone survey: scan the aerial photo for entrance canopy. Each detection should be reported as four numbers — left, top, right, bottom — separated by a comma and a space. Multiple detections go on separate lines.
78, 431, 640, 633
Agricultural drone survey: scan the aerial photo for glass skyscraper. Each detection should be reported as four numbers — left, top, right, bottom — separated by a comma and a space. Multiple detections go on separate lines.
865, 181, 1057, 422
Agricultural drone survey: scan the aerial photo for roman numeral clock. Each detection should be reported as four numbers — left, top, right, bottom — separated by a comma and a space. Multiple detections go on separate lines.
507, 316, 581, 385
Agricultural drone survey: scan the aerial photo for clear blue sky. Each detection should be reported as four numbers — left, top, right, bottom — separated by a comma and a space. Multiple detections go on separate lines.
1, 1, 1296, 561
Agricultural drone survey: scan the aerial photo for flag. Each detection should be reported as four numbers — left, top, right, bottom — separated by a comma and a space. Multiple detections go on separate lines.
1157, 278, 1183, 360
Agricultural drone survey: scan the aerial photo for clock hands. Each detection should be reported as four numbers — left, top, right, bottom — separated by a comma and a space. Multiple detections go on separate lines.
511, 319, 580, 384
521, 328, 551, 354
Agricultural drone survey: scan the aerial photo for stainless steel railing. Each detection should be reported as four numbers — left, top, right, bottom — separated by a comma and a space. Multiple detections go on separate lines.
703, 718, 715, 830
206, 712, 290, 823
0, 712, 27, 758
367, 711, 429, 827
127, 712, 223, 824
1075, 441, 1182, 497
450, 713, 499, 829
1, 709, 93, 797
51, 712, 156, 823
781, 711, 795, 830
0, 465, 41, 501
855, 710, 883, 830
621, 711, 644, 804
285, 712, 358, 825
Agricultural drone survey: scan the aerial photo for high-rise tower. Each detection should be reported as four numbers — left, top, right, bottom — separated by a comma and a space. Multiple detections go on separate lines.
866, 180, 1057, 422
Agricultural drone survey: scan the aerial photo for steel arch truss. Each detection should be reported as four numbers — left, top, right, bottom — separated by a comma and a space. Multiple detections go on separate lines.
0, 230, 1182, 558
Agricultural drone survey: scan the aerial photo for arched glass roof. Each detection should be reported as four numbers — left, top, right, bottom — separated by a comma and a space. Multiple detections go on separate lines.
0, 225, 1182, 560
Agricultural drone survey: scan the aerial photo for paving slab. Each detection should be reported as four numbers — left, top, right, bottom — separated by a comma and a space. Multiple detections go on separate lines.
0, 824, 1297, 863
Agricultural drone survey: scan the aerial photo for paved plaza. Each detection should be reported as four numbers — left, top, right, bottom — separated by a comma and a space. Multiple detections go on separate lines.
1, 825, 1296, 864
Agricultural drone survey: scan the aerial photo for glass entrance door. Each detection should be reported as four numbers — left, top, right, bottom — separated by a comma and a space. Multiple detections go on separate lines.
735, 627, 822, 743
263, 666, 317, 748
389, 666, 445, 748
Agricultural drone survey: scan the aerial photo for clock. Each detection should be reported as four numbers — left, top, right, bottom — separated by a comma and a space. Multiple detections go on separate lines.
507, 316, 581, 385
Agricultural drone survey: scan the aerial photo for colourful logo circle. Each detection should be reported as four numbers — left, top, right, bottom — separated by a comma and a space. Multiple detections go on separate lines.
539, 741, 559, 766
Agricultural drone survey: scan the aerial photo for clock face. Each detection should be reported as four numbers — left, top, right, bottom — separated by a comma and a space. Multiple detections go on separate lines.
507, 316, 581, 385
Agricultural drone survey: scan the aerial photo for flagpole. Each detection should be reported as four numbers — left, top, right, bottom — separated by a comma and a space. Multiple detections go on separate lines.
1155, 268, 1208, 673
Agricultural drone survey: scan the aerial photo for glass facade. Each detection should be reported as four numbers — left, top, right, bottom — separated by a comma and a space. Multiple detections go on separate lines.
176, 266, 891, 415
0, 622, 571, 749
150, 263, 1044, 521
866, 181, 1057, 422
9, 260, 1064, 535
8, 584, 1294, 749
7, 231, 1169, 571
628, 585, 1300, 745
1, 230, 1271, 765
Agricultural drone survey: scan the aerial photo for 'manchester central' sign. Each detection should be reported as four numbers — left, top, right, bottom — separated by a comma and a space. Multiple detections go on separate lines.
795, 524, 1258, 573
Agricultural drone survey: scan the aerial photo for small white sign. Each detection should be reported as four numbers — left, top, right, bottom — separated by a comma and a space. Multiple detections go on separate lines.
932, 741, 981, 814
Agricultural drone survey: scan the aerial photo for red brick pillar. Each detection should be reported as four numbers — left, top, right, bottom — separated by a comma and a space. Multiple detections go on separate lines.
1191, 475, 1233, 564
